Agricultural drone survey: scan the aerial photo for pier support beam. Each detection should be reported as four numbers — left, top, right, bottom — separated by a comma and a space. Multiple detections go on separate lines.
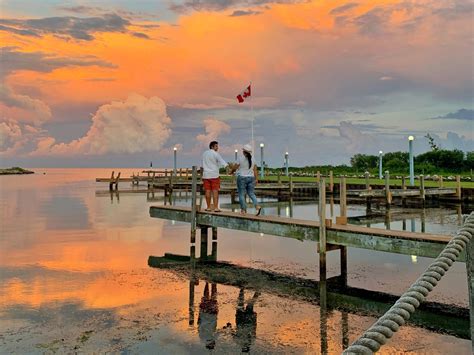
200, 226, 208, 260
385, 171, 391, 208
190, 166, 198, 243
465, 238, 473, 353
318, 178, 327, 308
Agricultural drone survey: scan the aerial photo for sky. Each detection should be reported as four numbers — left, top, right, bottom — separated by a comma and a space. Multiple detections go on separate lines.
0, 0, 473, 168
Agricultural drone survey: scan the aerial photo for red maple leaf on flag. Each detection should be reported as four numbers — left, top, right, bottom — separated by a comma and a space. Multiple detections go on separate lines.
236, 84, 251, 103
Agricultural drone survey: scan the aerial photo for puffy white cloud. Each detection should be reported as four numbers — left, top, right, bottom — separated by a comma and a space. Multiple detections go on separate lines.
30, 94, 172, 156
196, 117, 231, 148
0, 120, 22, 151
337, 120, 378, 153
0, 85, 52, 125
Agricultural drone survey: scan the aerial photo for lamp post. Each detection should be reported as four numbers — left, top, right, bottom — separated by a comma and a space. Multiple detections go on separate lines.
379, 150, 383, 179
408, 136, 414, 186
260, 143, 265, 179
285, 152, 289, 177
235, 149, 238, 161
173, 147, 177, 176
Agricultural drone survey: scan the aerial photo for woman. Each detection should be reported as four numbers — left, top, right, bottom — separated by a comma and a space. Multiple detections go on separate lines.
235, 144, 262, 216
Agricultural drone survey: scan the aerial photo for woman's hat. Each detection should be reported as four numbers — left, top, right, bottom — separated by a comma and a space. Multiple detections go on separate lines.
242, 144, 252, 153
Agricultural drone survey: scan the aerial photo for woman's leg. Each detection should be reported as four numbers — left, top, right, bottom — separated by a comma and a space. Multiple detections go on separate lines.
237, 176, 247, 212
246, 177, 259, 208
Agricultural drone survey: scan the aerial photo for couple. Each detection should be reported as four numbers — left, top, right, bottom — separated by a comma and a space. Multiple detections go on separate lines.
202, 141, 262, 216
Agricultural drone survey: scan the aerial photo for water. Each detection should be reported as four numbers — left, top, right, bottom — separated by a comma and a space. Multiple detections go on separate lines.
0, 168, 471, 353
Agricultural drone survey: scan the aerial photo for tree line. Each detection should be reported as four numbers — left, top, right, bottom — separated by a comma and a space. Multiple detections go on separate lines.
266, 149, 473, 175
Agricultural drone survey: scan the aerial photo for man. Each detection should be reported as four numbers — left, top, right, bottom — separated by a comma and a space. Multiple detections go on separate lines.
202, 141, 228, 212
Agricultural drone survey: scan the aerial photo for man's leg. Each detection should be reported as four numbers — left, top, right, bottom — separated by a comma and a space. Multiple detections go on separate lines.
212, 190, 219, 210
205, 189, 212, 209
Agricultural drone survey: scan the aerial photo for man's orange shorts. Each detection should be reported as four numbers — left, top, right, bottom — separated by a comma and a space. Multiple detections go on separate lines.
203, 178, 220, 191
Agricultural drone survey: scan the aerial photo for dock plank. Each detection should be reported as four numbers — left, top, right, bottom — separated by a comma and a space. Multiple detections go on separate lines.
149, 205, 461, 260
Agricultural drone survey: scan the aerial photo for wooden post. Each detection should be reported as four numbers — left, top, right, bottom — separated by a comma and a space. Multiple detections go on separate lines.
439, 175, 444, 188
188, 272, 196, 326
277, 170, 281, 185
329, 170, 334, 193
456, 175, 462, 200
190, 166, 198, 243
340, 176, 347, 218
316, 171, 321, 183
385, 171, 391, 207
200, 226, 208, 260
319, 177, 327, 310
364, 171, 370, 190
289, 175, 294, 195
342, 311, 349, 350
421, 208, 426, 233
211, 241, 217, 262
319, 178, 327, 282
401, 175, 407, 207
340, 246, 347, 287
420, 174, 425, 201
466, 238, 474, 353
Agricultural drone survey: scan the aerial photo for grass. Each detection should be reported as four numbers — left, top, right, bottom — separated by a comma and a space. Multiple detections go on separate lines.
256, 175, 473, 188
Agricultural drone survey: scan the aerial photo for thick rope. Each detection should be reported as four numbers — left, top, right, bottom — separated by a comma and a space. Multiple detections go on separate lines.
344, 212, 474, 355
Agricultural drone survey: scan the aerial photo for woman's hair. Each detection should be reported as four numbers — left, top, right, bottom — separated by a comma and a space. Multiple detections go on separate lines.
243, 150, 252, 169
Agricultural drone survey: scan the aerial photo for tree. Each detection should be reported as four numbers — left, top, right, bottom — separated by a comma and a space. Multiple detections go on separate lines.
350, 154, 378, 171
425, 133, 440, 151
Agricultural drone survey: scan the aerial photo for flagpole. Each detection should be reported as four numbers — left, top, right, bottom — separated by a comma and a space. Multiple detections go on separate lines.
250, 81, 254, 153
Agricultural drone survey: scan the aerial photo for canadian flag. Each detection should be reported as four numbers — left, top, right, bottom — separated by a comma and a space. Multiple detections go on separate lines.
236, 84, 251, 103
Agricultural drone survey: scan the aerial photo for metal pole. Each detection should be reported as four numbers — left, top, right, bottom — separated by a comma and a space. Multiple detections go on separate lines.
173, 147, 177, 176
234, 149, 238, 161
260, 143, 265, 179
285, 152, 289, 177
379, 150, 383, 179
409, 136, 414, 186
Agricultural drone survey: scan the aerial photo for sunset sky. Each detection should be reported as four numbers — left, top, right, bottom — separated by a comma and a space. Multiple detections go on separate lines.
1, 0, 472, 167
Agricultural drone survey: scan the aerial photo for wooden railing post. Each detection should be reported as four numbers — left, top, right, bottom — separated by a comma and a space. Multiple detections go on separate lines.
420, 174, 425, 201
466, 238, 474, 352
456, 175, 462, 200
329, 170, 334, 193
385, 171, 391, 207
364, 171, 370, 190
190, 166, 198, 243
319, 177, 327, 308
289, 175, 294, 195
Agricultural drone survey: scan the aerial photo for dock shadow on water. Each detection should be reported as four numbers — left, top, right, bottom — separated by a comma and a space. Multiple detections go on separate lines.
0, 168, 472, 354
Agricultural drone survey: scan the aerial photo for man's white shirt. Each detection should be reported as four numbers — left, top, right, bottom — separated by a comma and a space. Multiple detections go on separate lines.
202, 149, 227, 179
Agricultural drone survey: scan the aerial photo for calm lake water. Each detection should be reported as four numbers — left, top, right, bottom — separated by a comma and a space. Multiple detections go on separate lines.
0, 168, 471, 354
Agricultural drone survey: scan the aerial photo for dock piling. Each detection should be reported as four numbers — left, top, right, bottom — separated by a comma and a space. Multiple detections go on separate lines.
385, 171, 391, 207
318, 177, 327, 309
200, 226, 208, 260
466, 238, 474, 352
329, 171, 334, 193
456, 175, 462, 200
420, 174, 425, 203
190, 166, 198, 243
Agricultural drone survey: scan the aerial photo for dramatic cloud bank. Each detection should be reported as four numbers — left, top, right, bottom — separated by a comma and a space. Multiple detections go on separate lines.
31, 94, 172, 156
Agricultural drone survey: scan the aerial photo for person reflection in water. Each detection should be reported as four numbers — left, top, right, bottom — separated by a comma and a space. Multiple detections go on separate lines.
234, 288, 260, 353
198, 282, 218, 350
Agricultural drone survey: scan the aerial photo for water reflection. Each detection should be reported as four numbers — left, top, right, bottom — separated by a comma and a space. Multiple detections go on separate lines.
0, 169, 472, 354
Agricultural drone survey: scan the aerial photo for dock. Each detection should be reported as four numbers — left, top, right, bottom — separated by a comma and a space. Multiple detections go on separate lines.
146, 167, 474, 352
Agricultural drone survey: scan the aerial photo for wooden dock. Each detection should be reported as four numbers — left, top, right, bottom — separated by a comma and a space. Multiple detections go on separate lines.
147, 169, 474, 351
149, 205, 458, 260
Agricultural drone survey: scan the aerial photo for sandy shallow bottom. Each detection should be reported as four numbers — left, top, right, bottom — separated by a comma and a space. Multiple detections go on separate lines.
1, 267, 471, 354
